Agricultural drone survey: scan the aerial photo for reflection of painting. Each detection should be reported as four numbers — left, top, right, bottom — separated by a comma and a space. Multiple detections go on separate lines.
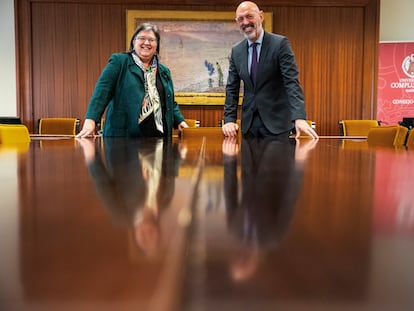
127, 10, 273, 105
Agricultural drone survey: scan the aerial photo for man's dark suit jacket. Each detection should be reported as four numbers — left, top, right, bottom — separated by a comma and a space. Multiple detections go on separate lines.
224, 31, 307, 135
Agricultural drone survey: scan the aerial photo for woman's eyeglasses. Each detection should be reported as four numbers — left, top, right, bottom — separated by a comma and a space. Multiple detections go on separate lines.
135, 36, 156, 44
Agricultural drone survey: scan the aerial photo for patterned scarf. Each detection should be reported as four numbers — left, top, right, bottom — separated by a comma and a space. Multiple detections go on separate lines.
132, 52, 163, 133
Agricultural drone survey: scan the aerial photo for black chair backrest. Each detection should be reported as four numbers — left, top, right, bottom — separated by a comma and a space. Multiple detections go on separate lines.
0, 117, 22, 125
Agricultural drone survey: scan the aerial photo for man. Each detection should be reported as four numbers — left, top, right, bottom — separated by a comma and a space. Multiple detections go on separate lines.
222, 1, 319, 139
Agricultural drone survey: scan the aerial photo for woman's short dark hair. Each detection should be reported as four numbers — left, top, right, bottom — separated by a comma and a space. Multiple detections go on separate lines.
128, 23, 160, 55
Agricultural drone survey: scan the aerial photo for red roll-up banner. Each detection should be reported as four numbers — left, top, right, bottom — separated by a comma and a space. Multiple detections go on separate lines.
377, 42, 414, 125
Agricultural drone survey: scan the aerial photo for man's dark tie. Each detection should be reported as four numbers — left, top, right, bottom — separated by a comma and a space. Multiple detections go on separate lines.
250, 42, 258, 85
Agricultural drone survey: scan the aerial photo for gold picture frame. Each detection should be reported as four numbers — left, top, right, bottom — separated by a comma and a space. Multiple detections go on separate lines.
126, 10, 273, 105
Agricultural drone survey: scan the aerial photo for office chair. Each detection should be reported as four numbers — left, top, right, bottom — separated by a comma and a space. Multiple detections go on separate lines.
339, 119, 380, 136
185, 119, 200, 128
38, 117, 80, 135
97, 117, 105, 135
399, 117, 414, 130
405, 129, 414, 150
181, 127, 224, 140
367, 125, 408, 147
0, 116, 22, 125
0, 124, 31, 144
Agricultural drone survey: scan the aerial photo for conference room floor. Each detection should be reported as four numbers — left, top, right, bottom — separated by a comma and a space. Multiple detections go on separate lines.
1, 134, 414, 311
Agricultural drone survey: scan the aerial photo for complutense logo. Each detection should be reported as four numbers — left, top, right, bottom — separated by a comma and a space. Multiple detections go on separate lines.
402, 53, 414, 78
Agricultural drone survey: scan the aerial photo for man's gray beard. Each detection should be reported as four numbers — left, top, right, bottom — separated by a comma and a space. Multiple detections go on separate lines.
242, 23, 262, 40
243, 31, 256, 40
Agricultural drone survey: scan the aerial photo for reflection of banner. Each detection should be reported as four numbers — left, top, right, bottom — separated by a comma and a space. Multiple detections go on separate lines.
374, 151, 414, 234
377, 42, 414, 125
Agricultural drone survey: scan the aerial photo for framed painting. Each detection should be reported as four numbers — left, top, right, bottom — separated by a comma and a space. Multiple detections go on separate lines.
126, 10, 273, 105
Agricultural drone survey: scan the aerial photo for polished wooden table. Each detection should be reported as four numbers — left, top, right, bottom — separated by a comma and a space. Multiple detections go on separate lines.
1, 135, 414, 310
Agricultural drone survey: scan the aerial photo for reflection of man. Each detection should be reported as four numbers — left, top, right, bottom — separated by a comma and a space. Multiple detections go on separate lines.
223, 136, 316, 281
78, 137, 184, 258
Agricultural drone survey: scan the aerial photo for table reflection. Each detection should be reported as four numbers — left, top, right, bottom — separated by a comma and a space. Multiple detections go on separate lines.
222, 137, 306, 281
3, 135, 414, 310
79, 137, 186, 258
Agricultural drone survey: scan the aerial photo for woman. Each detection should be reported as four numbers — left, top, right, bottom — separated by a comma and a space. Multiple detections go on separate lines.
77, 23, 188, 138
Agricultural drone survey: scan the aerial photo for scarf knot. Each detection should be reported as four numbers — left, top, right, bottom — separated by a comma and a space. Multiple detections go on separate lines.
132, 53, 163, 133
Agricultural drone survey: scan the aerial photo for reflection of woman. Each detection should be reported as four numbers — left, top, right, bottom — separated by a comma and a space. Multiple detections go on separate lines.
223, 137, 308, 281
77, 23, 188, 138
80, 137, 184, 257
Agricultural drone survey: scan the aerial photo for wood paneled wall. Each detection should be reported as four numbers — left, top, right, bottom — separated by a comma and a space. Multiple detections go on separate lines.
15, 0, 379, 135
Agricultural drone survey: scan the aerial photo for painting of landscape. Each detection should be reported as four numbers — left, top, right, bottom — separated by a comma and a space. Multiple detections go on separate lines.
127, 10, 272, 103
